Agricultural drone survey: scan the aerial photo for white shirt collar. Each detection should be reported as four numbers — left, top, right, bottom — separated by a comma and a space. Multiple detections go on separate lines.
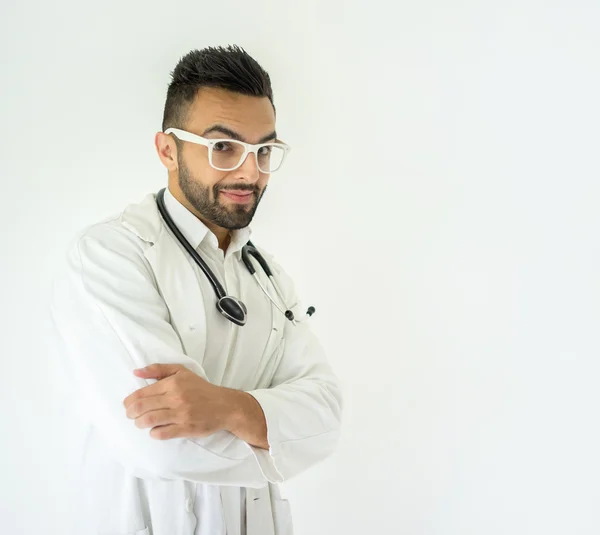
163, 187, 252, 257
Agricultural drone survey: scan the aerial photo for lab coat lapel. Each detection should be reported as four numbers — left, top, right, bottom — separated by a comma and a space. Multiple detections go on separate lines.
121, 193, 208, 370
144, 228, 208, 368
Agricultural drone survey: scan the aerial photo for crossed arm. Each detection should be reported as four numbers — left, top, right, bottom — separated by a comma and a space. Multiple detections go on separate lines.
123, 363, 269, 450
51, 227, 342, 487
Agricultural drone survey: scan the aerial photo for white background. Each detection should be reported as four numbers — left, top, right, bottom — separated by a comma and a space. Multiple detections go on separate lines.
1, 1, 599, 534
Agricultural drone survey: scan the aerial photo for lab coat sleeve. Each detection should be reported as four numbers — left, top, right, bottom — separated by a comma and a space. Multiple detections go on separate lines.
50, 224, 269, 487
246, 251, 343, 482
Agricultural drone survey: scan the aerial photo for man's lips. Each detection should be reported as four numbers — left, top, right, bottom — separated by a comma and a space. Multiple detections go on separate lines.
220, 190, 255, 203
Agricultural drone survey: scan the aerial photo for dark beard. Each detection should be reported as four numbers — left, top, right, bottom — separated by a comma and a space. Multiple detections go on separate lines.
178, 156, 266, 230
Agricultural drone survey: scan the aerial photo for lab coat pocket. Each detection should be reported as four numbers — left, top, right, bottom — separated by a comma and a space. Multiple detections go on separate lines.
272, 498, 293, 535
251, 311, 286, 389
246, 495, 274, 535
256, 335, 284, 389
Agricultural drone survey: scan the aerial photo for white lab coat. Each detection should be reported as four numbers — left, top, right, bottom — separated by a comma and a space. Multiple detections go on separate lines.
50, 192, 343, 535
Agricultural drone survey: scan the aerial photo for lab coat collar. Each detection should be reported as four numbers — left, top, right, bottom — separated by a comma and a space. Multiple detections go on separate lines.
119, 192, 163, 244
119, 189, 252, 259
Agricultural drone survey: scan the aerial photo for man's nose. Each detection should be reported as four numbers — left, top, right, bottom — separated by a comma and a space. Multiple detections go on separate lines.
236, 151, 261, 182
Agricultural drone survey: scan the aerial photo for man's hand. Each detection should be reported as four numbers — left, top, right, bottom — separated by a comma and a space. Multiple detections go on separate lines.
123, 363, 269, 449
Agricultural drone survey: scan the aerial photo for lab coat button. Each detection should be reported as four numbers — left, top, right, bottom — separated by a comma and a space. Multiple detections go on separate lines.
185, 497, 193, 512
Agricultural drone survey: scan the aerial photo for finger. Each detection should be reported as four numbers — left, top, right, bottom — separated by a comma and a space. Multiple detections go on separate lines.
150, 423, 194, 440
133, 363, 184, 380
126, 394, 172, 419
123, 380, 169, 409
134, 409, 179, 430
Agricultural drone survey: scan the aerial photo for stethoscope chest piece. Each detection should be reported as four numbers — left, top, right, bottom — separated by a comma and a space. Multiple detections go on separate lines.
217, 296, 248, 327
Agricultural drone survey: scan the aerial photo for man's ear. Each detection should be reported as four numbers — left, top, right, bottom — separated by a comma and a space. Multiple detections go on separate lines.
155, 132, 178, 172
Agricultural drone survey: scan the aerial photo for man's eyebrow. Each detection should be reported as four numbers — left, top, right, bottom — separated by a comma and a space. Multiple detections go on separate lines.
201, 124, 277, 144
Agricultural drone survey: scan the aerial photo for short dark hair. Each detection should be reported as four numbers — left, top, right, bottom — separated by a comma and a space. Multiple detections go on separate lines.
161, 45, 274, 133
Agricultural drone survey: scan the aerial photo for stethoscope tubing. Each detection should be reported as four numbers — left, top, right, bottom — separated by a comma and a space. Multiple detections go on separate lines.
155, 188, 313, 326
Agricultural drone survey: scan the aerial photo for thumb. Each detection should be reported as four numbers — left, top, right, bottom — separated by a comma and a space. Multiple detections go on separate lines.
133, 363, 183, 379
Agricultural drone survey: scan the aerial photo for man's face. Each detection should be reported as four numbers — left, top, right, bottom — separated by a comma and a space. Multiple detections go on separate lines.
175, 87, 276, 230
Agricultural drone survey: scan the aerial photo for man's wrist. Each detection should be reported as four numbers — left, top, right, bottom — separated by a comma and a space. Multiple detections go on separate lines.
220, 387, 246, 433
219, 388, 269, 449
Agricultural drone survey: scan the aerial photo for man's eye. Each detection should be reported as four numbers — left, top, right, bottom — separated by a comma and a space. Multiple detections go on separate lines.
213, 141, 233, 152
258, 146, 272, 156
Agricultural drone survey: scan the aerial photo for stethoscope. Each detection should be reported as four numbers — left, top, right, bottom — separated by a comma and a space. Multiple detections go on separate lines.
156, 188, 315, 327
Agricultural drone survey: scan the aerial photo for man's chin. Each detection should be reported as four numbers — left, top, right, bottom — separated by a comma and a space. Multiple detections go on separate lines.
215, 209, 255, 230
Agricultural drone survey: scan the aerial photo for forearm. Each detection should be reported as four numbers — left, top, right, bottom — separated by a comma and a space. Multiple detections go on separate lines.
221, 388, 269, 450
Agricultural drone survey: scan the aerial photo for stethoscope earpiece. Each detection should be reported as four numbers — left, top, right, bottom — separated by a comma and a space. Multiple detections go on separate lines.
287, 306, 317, 324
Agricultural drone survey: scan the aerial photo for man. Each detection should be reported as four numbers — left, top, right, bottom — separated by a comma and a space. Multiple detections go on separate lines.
50, 45, 342, 535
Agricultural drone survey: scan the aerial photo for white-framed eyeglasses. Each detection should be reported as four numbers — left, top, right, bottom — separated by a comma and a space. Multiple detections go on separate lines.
164, 127, 291, 173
